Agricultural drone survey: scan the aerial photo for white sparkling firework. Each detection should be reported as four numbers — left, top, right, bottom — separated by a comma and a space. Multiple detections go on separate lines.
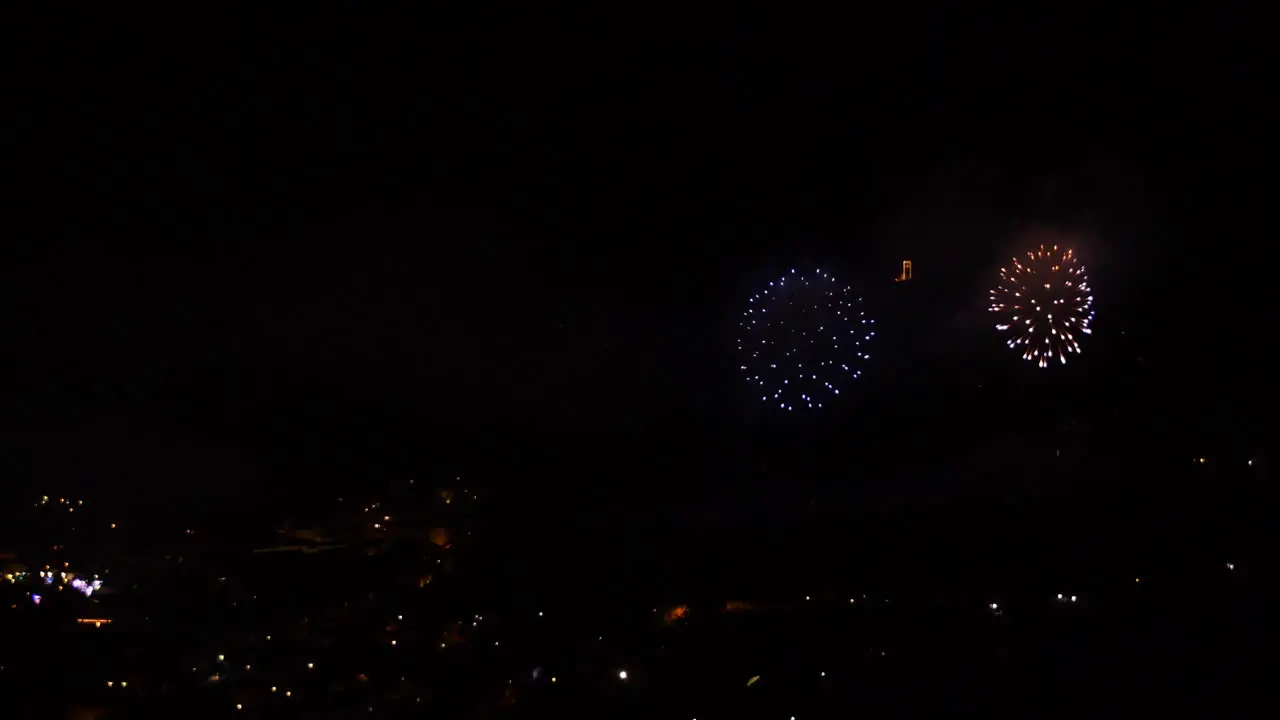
989, 244, 1094, 368
737, 267, 876, 411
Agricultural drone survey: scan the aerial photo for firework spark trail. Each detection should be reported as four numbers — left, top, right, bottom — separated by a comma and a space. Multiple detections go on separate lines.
989, 244, 1095, 368
737, 267, 876, 410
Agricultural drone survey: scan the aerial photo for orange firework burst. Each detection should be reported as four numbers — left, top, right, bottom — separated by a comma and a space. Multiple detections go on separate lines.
989, 244, 1094, 368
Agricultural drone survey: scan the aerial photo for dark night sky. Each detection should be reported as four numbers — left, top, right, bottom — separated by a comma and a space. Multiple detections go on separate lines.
1, 7, 1271, 497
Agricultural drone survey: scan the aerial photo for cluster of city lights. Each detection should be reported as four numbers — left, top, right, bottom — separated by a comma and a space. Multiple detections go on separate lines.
6, 480, 1256, 716
151, 487, 470, 712
28, 568, 105, 597
36, 495, 87, 513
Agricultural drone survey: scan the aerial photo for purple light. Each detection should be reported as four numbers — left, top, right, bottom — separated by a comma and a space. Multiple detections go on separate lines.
68, 578, 96, 596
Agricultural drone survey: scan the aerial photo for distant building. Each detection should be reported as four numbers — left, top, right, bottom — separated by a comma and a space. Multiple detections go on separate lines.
894, 260, 913, 282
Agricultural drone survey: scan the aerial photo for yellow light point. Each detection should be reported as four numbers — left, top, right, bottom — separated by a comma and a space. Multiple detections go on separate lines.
120, 682, 127, 688
285, 691, 292, 697
107, 682, 113, 688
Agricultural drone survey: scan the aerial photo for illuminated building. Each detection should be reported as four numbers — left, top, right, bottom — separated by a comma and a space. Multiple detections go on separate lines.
894, 260, 913, 282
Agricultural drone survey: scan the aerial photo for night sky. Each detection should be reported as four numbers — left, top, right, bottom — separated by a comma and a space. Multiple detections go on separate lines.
2, 7, 1270, 502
